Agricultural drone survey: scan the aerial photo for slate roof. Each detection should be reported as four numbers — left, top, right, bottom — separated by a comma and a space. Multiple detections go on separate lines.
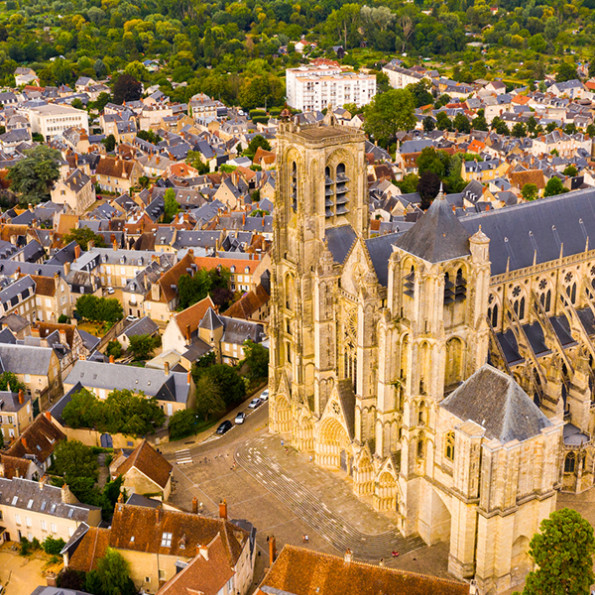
0, 476, 99, 522
325, 225, 357, 265
64, 360, 191, 403
460, 187, 595, 275
122, 316, 159, 338
394, 189, 471, 263
441, 364, 552, 443
364, 232, 400, 287
0, 343, 53, 375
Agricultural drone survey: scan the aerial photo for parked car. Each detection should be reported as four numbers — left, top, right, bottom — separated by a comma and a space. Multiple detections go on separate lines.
216, 420, 233, 434
235, 412, 246, 424
248, 398, 262, 409
107, 286, 115, 294
260, 389, 269, 401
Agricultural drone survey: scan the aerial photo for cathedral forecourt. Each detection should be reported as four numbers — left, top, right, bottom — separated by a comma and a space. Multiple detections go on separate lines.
267, 110, 590, 593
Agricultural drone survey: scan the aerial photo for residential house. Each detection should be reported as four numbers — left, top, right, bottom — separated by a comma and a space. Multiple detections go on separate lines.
0, 343, 62, 405
0, 276, 37, 322
117, 316, 159, 351
95, 157, 143, 194
0, 476, 101, 544
0, 390, 33, 444
5, 414, 65, 473
31, 274, 72, 323
109, 439, 173, 500
51, 168, 96, 215
64, 502, 255, 595
63, 359, 194, 417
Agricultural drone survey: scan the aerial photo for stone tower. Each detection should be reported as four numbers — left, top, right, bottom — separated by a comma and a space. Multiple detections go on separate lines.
269, 114, 368, 439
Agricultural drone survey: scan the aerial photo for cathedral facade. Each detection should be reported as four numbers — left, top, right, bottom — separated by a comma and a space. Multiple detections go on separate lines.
267, 115, 595, 593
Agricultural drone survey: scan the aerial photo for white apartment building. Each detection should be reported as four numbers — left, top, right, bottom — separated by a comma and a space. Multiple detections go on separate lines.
286, 64, 376, 112
382, 61, 429, 89
21, 104, 89, 140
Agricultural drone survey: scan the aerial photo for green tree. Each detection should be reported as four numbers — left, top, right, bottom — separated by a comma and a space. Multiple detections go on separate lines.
396, 173, 419, 194
242, 339, 269, 381
512, 122, 527, 138
543, 176, 568, 197
106, 340, 122, 359
162, 188, 180, 224
522, 508, 595, 595
407, 80, 433, 108
363, 89, 415, 147
128, 334, 161, 360
422, 116, 436, 132
168, 409, 198, 440
521, 183, 539, 201
527, 116, 538, 135
0, 371, 25, 392
245, 135, 271, 158
71, 98, 85, 110
51, 440, 99, 483
7, 145, 61, 204
556, 62, 578, 83
75, 295, 123, 323
85, 548, 137, 595
238, 74, 284, 111
417, 171, 441, 210
102, 134, 116, 152
472, 112, 488, 132
64, 228, 107, 251
563, 164, 578, 177
453, 112, 471, 133
112, 74, 142, 105
435, 111, 453, 131
42, 536, 66, 555
417, 147, 449, 178
492, 117, 510, 136
194, 374, 226, 421
58, 568, 86, 590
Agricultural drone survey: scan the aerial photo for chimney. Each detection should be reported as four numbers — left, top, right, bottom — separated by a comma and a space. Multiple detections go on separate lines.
44, 411, 51, 421
185, 324, 191, 342
64, 261, 71, 276
113, 239, 118, 251
79, 354, 86, 360
218, 499, 227, 520
164, 361, 170, 376
344, 549, 352, 564
268, 535, 277, 566
187, 370, 192, 385
198, 544, 209, 560
21, 436, 28, 449
46, 572, 57, 587
61, 483, 77, 504
88, 240, 94, 250
191, 496, 198, 514
109, 355, 115, 364
39, 476, 46, 491
28, 203, 34, 213
74, 244, 81, 259
18, 389, 23, 404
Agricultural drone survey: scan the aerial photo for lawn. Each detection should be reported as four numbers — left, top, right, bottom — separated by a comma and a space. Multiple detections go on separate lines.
77, 321, 107, 337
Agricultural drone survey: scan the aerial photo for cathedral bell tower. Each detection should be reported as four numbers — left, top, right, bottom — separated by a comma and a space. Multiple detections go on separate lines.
269, 112, 368, 438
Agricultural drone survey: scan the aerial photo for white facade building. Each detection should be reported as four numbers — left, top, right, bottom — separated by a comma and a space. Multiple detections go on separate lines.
286, 64, 376, 112
21, 104, 89, 140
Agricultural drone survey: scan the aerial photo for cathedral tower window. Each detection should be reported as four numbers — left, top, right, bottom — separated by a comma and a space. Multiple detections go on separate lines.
416, 439, 424, 459
454, 268, 466, 301
324, 166, 334, 217
444, 431, 455, 461
488, 294, 498, 327
564, 452, 576, 473
335, 163, 349, 216
404, 266, 415, 298
291, 161, 297, 212
444, 272, 454, 305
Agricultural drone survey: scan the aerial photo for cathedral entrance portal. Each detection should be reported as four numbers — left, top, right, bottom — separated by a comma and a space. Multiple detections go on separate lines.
316, 418, 351, 469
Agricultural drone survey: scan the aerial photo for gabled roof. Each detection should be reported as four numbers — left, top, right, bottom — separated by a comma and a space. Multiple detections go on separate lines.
393, 188, 471, 263
259, 545, 469, 595
113, 439, 172, 489
441, 365, 552, 443
6, 415, 65, 463
199, 307, 223, 331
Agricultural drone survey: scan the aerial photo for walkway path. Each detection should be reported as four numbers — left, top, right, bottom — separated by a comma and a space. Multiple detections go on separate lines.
236, 437, 424, 561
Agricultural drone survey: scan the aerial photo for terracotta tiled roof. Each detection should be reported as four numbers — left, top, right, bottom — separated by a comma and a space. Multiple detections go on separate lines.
258, 546, 470, 595
174, 295, 216, 338
6, 415, 65, 464
36, 322, 75, 345
109, 503, 248, 564
253, 147, 276, 166
0, 454, 32, 479
96, 156, 137, 179
68, 526, 110, 572
157, 534, 234, 595
30, 275, 56, 297
509, 169, 546, 190
0, 224, 30, 242
113, 439, 172, 489
56, 214, 80, 236
193, 256, 260, 275
158, 253, 195, 303
223, 284, 269, 320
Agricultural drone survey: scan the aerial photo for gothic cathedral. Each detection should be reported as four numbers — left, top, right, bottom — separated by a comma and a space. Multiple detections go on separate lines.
269, 115, 566, 594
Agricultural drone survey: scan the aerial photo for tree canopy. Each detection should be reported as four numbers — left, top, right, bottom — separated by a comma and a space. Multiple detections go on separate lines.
64, 228, 107, 251
85, 548, 137, 595
7, 146, 61, 204
76, 295, 123, 323
112, 73, 142, 105
522, 508, 595, 595
363, 89, 415, 148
